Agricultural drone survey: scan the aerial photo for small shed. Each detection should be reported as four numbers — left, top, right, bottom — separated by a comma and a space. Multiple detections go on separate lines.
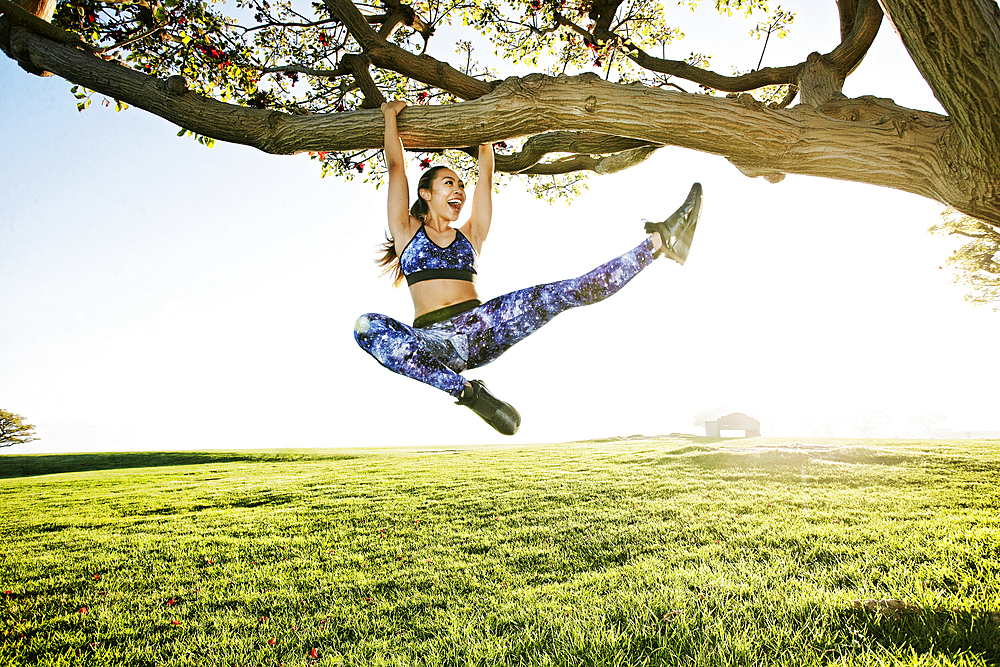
704, 412, 761, 437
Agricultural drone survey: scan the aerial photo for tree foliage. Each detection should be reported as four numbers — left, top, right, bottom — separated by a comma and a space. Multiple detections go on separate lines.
0, 409, 39, 448
2, 0, 999, 224
930, 210, 1000, 311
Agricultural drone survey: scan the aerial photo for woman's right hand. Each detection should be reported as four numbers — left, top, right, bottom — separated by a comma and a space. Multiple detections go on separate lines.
381, 100, 407, 116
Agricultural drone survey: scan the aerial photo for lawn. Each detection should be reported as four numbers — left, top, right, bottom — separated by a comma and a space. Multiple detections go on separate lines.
2, 437, 998, 666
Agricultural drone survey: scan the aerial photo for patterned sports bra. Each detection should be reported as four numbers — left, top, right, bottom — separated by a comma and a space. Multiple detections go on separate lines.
400, 225, 478, 287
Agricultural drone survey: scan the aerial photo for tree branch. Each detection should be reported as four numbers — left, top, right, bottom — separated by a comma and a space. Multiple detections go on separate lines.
4, 19, 996, 225
575, 0, 881, 94
341, 52, 385, 108
496, 132, 655, 172
322, 0, 490, 100
264, 64, 348, 78
370, 0, 433, 43
0, 0, 95, 54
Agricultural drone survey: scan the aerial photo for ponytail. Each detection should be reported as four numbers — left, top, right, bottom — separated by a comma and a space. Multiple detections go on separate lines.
375, 165, 449, 287
377, 233, 405, 288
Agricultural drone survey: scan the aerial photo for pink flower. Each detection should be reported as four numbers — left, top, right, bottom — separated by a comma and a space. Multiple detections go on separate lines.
93, 575, 100, 581
171, 620, 180, 626
268, 638, 276, 646
79, 607, 87, 614
309, 648, 319, 659
166, 598, 176, 606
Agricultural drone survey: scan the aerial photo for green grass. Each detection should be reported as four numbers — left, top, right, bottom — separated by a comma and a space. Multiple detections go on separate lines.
2, 437, 998, 666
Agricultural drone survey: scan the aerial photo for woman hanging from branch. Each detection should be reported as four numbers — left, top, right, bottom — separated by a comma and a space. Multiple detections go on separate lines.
354, 100, 703, 435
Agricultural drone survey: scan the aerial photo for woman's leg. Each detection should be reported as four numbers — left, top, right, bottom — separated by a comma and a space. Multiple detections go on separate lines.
353, 313, 468, 397
454, 238, 656, 368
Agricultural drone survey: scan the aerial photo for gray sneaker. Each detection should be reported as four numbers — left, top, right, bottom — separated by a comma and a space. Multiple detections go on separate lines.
644, 182, 703, 264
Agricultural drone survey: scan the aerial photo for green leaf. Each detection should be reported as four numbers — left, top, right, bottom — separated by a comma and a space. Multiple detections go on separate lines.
154, 7, 168, 22
177, 128, 187, 136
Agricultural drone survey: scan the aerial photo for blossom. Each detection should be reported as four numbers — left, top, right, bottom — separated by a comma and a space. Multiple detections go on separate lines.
309, 648, 319, 659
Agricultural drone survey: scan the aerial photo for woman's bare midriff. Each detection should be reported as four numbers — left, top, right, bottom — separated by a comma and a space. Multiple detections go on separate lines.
410, 279, 480, 320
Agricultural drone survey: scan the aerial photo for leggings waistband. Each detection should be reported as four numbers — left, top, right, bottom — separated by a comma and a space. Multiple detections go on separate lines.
413, 299, 482, 328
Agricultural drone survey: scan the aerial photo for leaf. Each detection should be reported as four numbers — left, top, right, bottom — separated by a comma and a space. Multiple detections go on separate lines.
154, 6, 168, 21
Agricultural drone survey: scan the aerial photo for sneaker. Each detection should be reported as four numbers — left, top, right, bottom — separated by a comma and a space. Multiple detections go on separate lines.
644, 182, 703, 264
455, 380, 521, 436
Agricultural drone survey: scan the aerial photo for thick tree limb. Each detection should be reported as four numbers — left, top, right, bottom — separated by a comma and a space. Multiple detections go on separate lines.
7, 22, 995, 224
497, 132, 655, 172
837, 0, 860, 41
322, 0, 490, 100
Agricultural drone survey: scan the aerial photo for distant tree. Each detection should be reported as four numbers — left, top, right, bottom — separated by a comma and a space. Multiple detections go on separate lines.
905, 412, 946, 438
0, 409, 39, 448
846, 410, 888, 438
929, 210, 1000, 311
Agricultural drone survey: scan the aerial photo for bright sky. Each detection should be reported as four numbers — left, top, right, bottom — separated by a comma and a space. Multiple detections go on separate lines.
2, 1, 997, 453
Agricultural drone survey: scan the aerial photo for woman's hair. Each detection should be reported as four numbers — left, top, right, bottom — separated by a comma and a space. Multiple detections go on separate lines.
377, 165, 448, 287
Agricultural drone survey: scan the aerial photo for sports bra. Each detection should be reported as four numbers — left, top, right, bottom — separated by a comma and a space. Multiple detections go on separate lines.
399, 225, 478, 286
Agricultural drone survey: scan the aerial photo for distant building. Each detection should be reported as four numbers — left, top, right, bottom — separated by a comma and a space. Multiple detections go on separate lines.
705, 413, 761, 438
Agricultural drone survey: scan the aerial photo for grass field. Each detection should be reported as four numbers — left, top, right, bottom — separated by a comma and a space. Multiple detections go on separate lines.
2, 437, 998, 666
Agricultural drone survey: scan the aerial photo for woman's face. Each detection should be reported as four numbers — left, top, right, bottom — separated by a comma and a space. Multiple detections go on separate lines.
421, 169, 466, 222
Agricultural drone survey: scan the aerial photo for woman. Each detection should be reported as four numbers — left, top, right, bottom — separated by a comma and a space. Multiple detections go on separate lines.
354, 100, 702, 436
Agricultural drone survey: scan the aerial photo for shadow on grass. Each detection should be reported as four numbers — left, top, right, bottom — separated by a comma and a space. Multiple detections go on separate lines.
0, 450, 356, 479
838, 605, 1000, 665
633, 444, 916, 469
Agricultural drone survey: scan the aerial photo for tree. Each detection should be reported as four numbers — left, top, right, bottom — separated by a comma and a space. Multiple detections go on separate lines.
929, 209, 1000, 310
846, 410, 888, 438
0, 409, 38, 447
1, 0, 998, 223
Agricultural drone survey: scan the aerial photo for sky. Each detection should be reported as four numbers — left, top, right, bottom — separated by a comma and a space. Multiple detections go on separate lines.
2, 1, 997, 453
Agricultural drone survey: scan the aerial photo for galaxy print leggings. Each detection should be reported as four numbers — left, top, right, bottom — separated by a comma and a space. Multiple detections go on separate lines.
354, 238, 656, 397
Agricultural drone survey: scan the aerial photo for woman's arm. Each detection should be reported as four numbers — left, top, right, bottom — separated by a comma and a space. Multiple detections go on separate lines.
465, 143, 494, 252
382, 101, 411, 241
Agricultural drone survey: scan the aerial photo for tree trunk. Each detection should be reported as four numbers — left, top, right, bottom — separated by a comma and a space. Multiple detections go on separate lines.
879, 0, 1000, 217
